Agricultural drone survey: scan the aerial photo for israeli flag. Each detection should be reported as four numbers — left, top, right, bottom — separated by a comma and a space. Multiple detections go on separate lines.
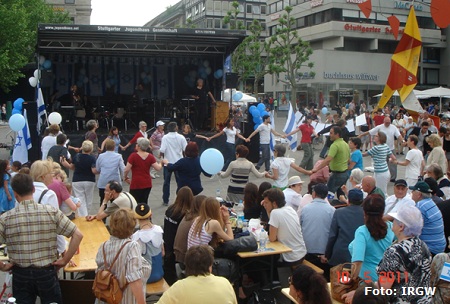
270, 110, 276, 160
36, 87, 46, 133
283, 104, 304, 150
12, 109, 32, 164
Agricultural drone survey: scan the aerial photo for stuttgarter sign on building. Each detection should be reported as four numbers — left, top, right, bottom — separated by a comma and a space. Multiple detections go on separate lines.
344, 23, 404, 35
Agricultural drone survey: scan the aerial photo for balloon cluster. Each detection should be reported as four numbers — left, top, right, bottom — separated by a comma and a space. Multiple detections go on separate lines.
213, 69, 223, 79
76, 68, 89, 88
39, 55, 52, 70
9, 98, 25, 131
184, 61, 221, 88
28, 69, 41, 88
249, 103, 269, 130
200, 148, 224, 175
140, 66, 152, 85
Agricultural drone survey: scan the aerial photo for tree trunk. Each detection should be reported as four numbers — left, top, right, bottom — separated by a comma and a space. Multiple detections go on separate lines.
290, 86, 297, 111
254, 78, 259, 95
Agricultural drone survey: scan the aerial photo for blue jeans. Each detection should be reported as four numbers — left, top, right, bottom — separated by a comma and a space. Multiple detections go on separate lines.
256, 144, 270, 171
12, 265, 61, 304
163, 166, 179, 205
223, 142, 236, 171
327, 172, 349, 194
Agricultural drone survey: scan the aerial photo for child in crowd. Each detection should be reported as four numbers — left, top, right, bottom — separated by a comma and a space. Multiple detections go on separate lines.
0, 160, 14, 212
132, 203, 164, 283
10, 161, 22, 178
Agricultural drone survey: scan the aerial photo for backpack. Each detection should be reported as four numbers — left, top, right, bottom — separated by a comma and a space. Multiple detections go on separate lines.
92, 241, 130, 304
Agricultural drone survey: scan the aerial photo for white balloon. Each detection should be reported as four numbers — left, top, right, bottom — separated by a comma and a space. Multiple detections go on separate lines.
33, 69, 41, 79
48, 112, 62, 125
28, 77, 38, 87
39, 55, 45, 65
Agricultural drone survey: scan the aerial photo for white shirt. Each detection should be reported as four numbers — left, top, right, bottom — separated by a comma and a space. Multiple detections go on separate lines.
41, 135, 57, 160
369, 124, 401, 150
223, 127, 239, 144
270, 157, 293, 188
256, 123, 272, 144
384, 194, 415, 215
283, 188, 302, 210
32, 182, 67, 253
405, 148, 423, 180
269, 206, 307, 262
160, 132, 188, 163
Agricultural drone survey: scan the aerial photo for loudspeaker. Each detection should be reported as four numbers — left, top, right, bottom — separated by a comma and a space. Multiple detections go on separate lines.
225, 72, 238, 88
243, 102, 260, 163
22, 101, 40, 162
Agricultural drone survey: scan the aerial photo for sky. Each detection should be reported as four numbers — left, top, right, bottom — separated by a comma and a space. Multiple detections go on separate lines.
90, 0, 181, 26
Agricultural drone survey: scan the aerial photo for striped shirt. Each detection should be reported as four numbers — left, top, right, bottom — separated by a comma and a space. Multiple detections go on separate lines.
367, 144, 391, 173
0, 200, 77, 267
416, 198, 446, 254
219, 158, 265, 194
96, 237, 151, 304
187, 218, 212, 249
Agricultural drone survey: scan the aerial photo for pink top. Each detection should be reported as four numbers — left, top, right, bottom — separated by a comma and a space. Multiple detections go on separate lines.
310, 160, 330, 183
47, 179, 70, 207
128, 152, 156, 189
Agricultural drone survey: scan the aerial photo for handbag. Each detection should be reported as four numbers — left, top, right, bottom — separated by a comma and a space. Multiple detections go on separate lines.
211, 258, 239, 284
330, 262, 360, 303
215, 235, 258, 258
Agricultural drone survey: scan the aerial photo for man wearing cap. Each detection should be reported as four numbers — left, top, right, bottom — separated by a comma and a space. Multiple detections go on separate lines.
284, 116, 317, 170
410, 181, 446, 255
361, 176, 386, 200
86, 180, 137, 222
300, 183, 335, 277
311, 126, 350, 193
246, 114, 283, 172
383, 179, 415, 221
325, 189, 364, 266
283, 176, 303, 210
150, 120, 165, 179
161, 122, 188, 206
262, 188, 307, 267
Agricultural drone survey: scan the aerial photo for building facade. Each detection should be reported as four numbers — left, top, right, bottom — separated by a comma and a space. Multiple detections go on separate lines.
264, 0, 448, 107
45, 0, 92, 24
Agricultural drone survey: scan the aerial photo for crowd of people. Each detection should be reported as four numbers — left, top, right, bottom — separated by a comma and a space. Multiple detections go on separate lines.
1, 99, 450, 303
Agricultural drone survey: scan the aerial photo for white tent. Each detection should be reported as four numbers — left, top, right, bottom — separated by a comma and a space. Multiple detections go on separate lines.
420, 86, 450, 110
222, 89, 257, 107
373, 89, 430, 99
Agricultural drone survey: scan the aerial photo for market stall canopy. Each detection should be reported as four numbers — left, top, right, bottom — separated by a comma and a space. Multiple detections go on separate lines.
420, 86, 450, 110
222, 89, 257, 106
373, 90, 430, 99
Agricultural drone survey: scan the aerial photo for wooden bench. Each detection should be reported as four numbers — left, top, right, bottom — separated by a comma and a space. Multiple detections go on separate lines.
146, 278, 170, 297
301, 259, 324, 274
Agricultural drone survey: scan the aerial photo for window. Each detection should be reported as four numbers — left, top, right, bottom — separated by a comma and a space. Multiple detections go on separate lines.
252, 6, 260, 14
261, 5, 266, 14
276, 1, 283, 12
207, 19, 213, 28
423, 69, 439, 84
214, 19, 221, 28
65, 0, 75, 3
222, 1, 229, 11
296, 17, 305, 28
214, 1, 221, 11
423, 48, 440, 64
247, 4, 252, 13
270, 3, 276, 14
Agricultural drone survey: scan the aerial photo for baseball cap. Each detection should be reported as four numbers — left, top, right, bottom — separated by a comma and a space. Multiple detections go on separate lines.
348, 189, 363, 204
288, 176, 304, 187
134, 203, 152, 219
408, 181, 432, 193
394, 179, 408, 187
388, 205, 423, 231
156, 120, 165, 127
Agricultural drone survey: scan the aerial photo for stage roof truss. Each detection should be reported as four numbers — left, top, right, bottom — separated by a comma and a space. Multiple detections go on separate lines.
37, 24, 246, 58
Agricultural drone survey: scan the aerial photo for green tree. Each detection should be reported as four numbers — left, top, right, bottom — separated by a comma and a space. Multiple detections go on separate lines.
268, 6, 314, 110
223, 1, 244, 30
0, 0, 70, 92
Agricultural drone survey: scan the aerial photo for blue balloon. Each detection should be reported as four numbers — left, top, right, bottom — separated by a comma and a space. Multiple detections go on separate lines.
13, 98, 24, 110
254, 124, 259, 130
11, 109, 21, 115
233, 92, 243, 101
249, 106, 256, 113
9, 114, 25, 131
216, 69, 223, 78
322, 107, 328, 115
251, 109, 260, 118
253, 116, 260, 124
257, 103, 266, 112
261, 111, 269, 117
200, 148, 224, 175
257, 117, 263, 124
43, 59, 52, 69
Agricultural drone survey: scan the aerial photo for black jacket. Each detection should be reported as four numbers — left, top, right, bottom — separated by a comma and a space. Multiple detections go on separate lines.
409, 127, 432, 155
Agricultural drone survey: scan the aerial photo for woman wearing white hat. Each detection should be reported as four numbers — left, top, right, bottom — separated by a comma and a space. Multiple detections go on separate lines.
283, 176, 304, 210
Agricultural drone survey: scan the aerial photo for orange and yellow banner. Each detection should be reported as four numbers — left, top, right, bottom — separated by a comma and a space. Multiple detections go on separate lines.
377, 7, 422, 109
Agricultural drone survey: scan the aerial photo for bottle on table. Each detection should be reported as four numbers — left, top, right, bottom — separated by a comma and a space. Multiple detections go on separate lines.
259, 228, 268, 251
235, 200, 245, 229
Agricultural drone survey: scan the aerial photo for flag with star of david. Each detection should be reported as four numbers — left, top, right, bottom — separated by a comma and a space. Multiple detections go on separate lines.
12, 109, 32, 164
